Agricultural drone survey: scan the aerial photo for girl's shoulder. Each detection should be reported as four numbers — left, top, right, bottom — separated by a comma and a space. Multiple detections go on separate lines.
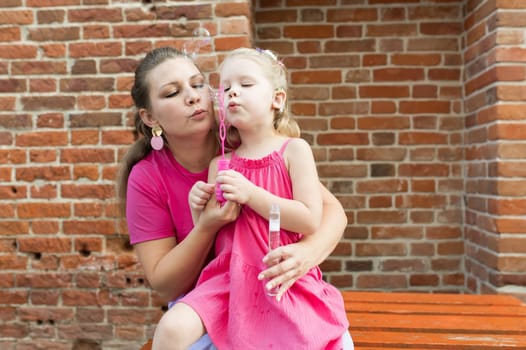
281, 137, 312, 155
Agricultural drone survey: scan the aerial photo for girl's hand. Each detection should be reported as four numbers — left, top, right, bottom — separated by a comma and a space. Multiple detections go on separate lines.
189, 181, 214, 212
197, 197, 240, 233
257, 243, 313, 302
216, 169, 255, 205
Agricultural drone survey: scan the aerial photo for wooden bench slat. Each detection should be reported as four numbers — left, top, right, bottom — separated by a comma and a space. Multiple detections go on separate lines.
342, 291, 525, 306
356, 348, 426, 350
350, 330, 526, 349
349, 313, 526, 334
346, 301, 526, 317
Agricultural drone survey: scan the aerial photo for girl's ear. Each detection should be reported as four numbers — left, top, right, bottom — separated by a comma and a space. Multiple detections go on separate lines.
139, 108, 156, 128
272, 88, 287, 112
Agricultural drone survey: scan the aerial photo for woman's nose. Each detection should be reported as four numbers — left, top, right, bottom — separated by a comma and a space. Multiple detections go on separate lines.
186, 89, 201, 105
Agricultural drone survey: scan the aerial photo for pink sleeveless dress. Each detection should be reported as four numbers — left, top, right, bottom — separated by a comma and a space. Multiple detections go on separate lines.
181, 139, 349, 349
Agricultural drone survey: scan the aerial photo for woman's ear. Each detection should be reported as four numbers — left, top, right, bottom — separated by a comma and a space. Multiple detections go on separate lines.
272, 88, 286, 112
139, 108, 156, 128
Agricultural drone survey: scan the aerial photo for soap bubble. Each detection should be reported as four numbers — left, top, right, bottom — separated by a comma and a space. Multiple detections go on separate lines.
183, 27, 211, 58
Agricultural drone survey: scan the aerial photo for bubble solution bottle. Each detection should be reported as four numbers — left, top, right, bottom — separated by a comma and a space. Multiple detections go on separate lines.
267, 204, 281, 296
215, 158, 230, 204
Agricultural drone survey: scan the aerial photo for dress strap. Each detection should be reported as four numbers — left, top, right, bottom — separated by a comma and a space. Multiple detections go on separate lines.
278, 138, 292, 155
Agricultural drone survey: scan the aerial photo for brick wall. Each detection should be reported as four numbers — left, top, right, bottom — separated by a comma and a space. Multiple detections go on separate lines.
0, 0, 524, 348
253, 0, 467, 293
463, 0, 526, 299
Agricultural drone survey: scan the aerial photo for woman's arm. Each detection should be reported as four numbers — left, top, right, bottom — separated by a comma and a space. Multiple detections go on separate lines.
258, 183, 347, 301
135, 199, 239, 300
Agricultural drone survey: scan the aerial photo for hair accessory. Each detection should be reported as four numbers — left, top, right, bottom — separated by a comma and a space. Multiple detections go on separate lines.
256, 47, 277, 60
150, 125, 164, 150
256, 47, 285, 68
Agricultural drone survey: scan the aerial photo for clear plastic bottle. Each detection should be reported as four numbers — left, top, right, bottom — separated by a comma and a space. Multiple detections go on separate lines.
267, 204, 280, 296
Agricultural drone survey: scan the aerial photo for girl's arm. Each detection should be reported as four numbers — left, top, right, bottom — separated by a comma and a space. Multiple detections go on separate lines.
217, 138, 322, 235
134, 199, 239, 300
258, 183, 347, 300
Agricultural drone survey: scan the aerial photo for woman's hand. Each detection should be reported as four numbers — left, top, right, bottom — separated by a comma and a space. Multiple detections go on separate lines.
257, 183, 347, 302
257, 242, 314, 302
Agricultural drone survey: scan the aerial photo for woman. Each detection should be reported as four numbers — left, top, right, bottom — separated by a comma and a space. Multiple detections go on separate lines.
117, 47, 348, 349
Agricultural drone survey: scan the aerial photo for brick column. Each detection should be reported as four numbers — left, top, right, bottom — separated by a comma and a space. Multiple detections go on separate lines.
463, 0, 526, 299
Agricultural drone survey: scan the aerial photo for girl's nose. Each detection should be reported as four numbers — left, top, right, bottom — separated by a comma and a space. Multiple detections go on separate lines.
228, 88, 239, 98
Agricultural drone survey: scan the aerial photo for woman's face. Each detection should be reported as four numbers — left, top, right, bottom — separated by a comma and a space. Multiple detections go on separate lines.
143, 56, 214, 141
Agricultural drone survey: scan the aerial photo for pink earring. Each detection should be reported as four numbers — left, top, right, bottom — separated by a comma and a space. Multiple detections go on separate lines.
150, 125, 164, 150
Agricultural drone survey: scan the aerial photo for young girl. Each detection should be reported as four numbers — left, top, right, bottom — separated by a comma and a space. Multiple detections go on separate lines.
152, 48, 351, 349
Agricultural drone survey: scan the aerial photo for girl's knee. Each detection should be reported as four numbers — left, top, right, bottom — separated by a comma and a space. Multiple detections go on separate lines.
152, 303, 205, 350
156, 307, 188, 340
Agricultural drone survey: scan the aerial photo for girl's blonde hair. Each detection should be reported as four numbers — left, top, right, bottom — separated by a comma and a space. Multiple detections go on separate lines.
219, 47, 300, 146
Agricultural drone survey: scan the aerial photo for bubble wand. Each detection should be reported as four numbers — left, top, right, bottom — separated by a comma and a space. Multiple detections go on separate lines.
181, 26, 227, 202
215, 85, 229, 204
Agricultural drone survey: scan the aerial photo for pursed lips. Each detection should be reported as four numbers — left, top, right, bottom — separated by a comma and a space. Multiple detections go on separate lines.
190, 109, 206, 118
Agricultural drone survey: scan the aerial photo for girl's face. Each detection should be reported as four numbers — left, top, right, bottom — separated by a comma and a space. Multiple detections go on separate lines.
219, 56, 278, 133
142, 57, 214, 141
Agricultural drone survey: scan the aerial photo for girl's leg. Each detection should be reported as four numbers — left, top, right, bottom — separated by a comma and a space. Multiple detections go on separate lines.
152, 303, 206, 350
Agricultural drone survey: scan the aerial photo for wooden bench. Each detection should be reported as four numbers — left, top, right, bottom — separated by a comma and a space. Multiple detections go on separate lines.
141, 291, 526, 349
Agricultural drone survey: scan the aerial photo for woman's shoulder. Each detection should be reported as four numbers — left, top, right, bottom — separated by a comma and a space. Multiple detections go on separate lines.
129, 152, 155, 177
129, 149, 170, 183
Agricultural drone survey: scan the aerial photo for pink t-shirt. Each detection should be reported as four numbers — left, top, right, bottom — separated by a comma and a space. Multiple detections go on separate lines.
126, 147, 208, 245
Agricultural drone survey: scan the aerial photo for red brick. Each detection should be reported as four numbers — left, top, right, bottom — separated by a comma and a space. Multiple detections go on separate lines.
360, 85, 410, 98
284, 25, 333, 38
0, 10, 33, 25
17, 203, 70, 219
356, 274, 407, 289
410, 274, 439, 286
